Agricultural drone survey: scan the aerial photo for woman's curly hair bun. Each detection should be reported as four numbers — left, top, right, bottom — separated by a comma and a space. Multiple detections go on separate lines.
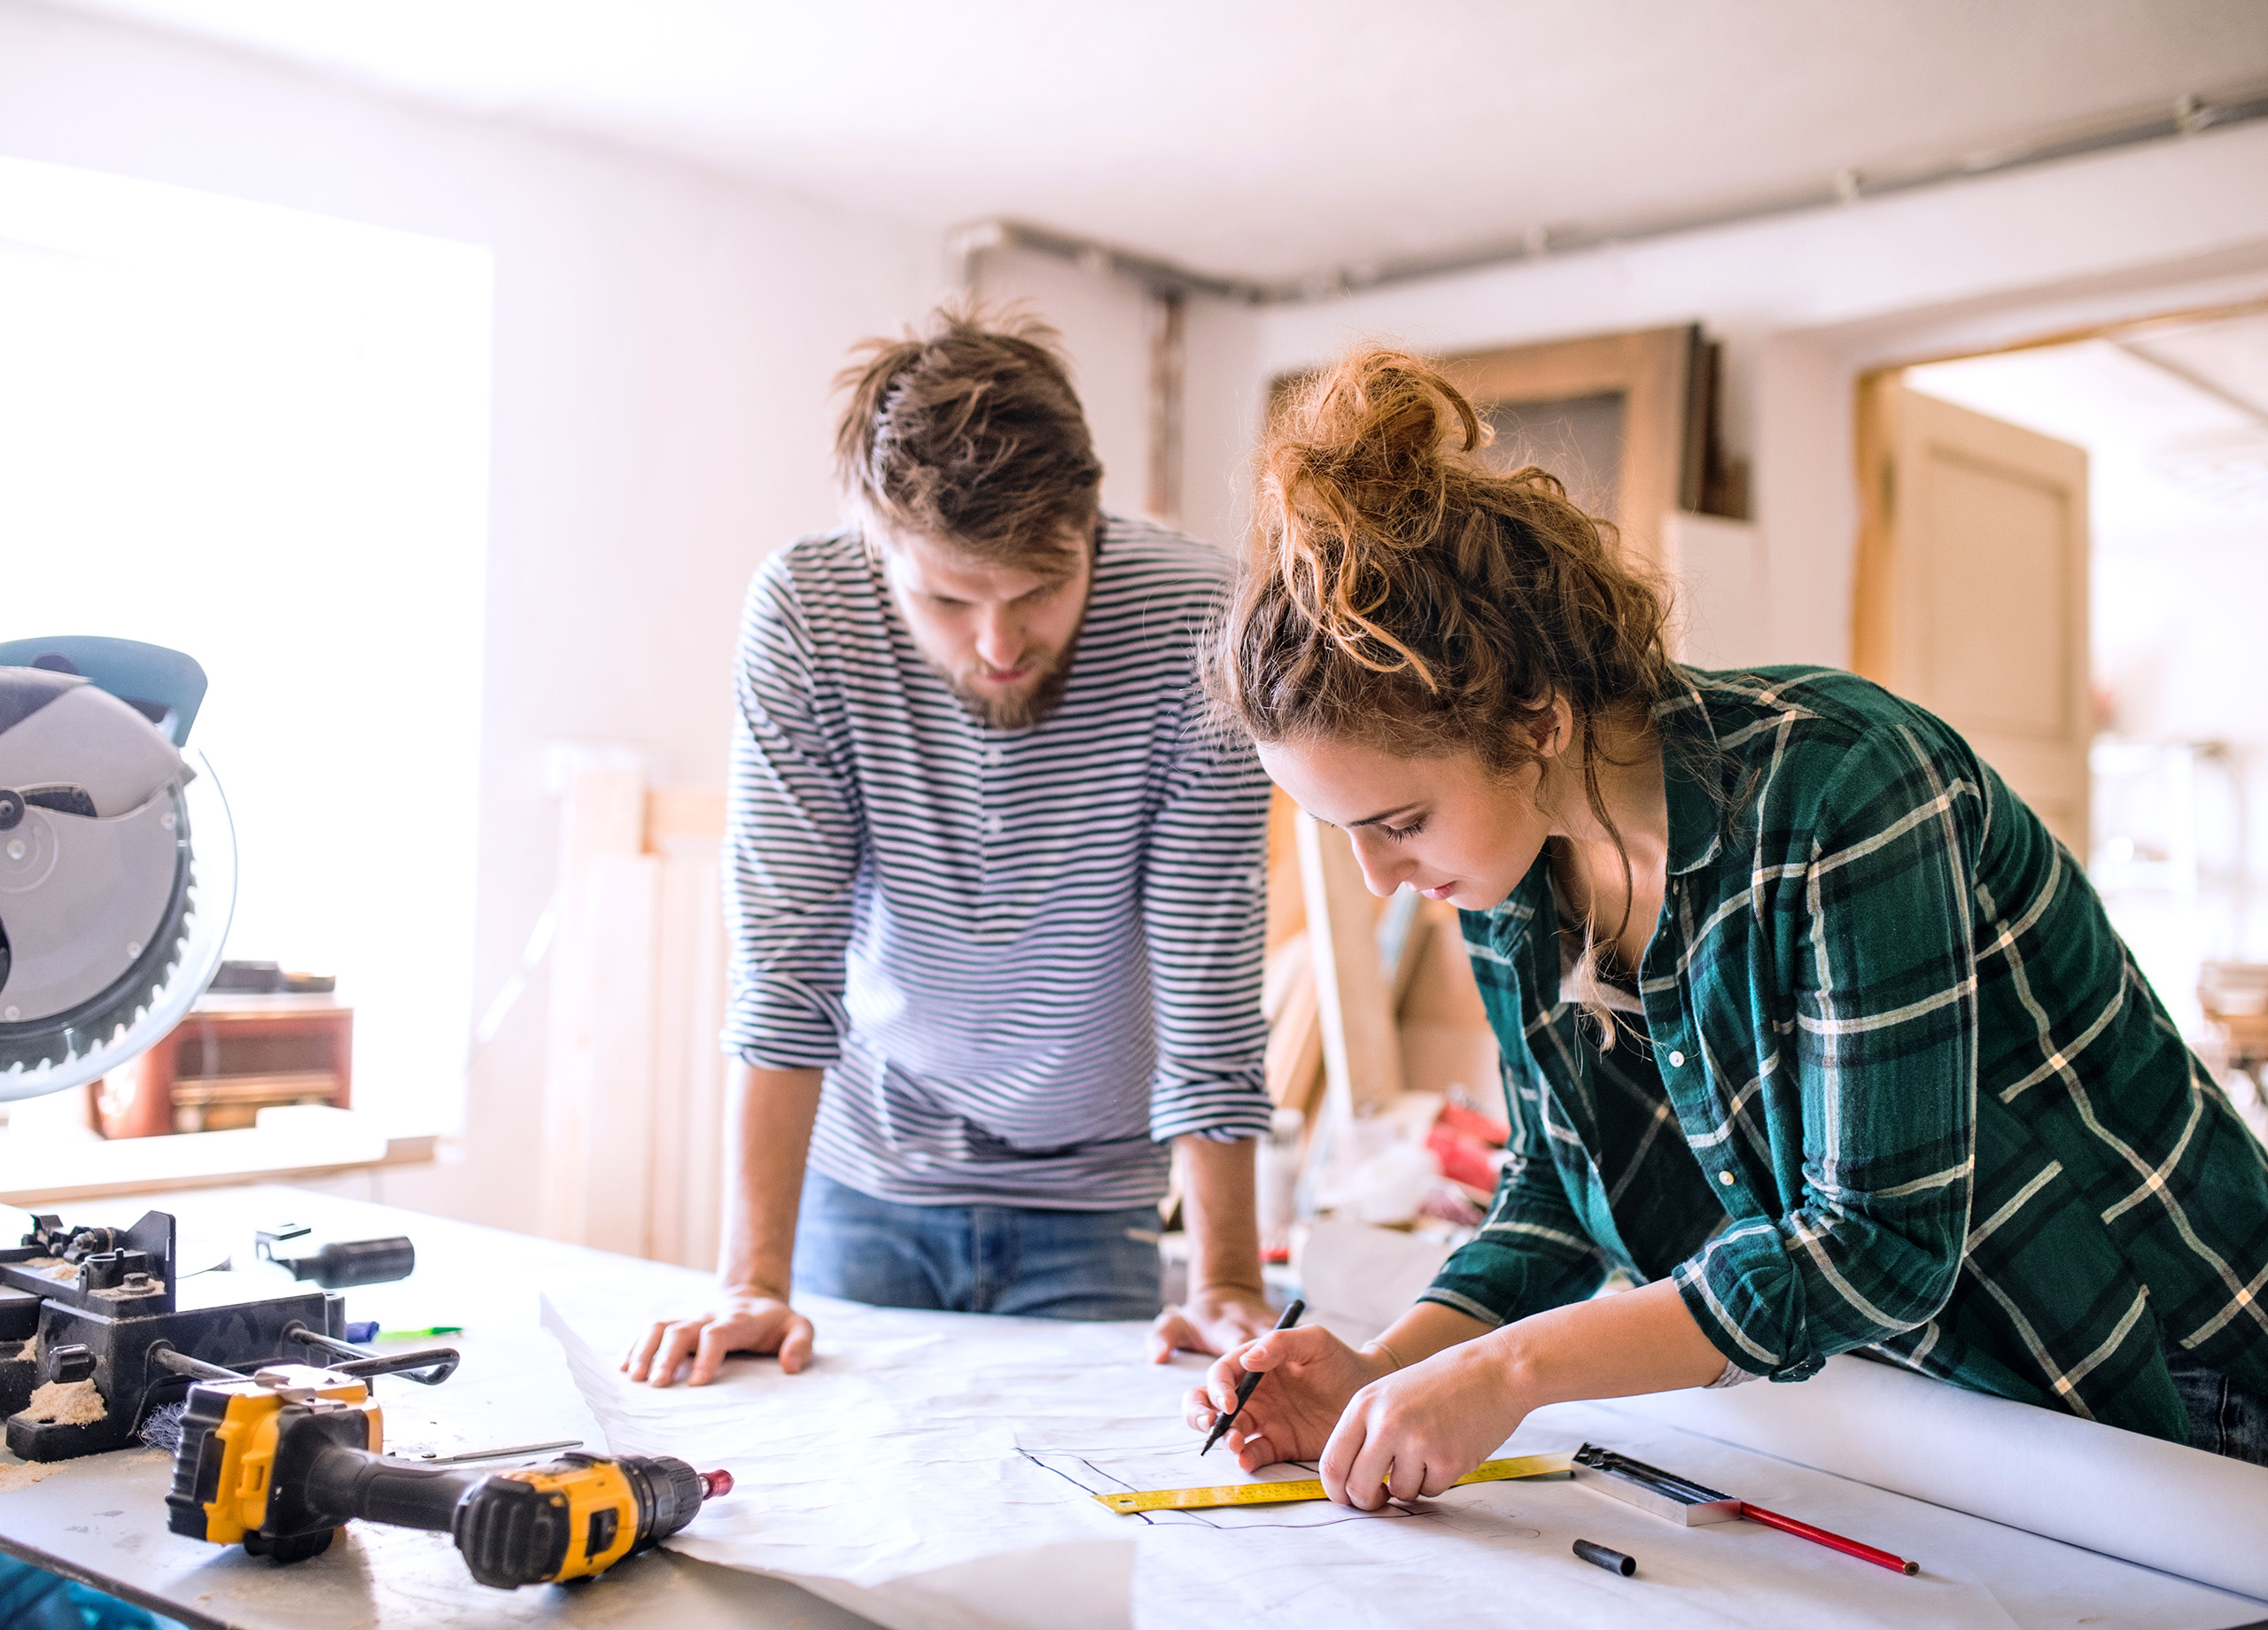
1204, 344, 1673, 778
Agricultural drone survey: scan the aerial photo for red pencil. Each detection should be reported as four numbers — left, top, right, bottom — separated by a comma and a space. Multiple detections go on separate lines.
1739, 1502, 1921, 1576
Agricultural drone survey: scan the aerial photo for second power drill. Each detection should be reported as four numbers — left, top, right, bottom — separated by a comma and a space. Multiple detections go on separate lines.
164, 1362, 730, 1587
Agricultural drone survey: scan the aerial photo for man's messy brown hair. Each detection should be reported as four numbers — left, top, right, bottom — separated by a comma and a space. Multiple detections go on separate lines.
834, 303, 1103, 569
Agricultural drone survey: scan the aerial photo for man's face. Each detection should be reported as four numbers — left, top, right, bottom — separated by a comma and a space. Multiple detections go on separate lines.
877, 518, 1095, 731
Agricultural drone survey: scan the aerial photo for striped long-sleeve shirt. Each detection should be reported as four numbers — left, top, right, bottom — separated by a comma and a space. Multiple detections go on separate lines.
720, 514, 1275, 1208
1425, 665, 2268, 1442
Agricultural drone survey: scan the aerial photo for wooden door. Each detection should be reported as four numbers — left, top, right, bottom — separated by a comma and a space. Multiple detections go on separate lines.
1853, 377, 2092, 854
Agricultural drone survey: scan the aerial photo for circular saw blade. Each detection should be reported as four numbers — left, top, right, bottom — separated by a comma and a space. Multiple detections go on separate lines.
0, 754, 237, 1102
0, 781, 194, 1075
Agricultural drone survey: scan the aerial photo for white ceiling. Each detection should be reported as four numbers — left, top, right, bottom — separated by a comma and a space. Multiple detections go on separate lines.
45, 0, 2268, 283
1907, 310, 2268, 530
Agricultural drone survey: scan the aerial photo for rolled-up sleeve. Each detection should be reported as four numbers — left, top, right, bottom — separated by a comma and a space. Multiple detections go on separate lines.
1140, 716, 1273, 1144
1674, 725, 1980, 1380
719, 563, 864, 1070
1423, 1055, 1609, 1326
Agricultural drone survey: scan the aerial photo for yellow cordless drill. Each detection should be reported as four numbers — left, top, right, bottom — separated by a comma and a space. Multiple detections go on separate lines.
163, 1362, 729, 1587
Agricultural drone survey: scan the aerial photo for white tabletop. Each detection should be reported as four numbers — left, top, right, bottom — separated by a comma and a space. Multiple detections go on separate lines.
0, 1184, 880, 1630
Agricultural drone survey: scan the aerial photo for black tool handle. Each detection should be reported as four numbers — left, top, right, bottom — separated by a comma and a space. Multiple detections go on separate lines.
283, 1237, 416, 1288
303, 1442, 481, 1534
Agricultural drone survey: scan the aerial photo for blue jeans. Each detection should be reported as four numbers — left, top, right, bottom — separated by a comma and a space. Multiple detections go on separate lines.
2166, 1347, 2268, 1464
792, 1169, 1163, 1320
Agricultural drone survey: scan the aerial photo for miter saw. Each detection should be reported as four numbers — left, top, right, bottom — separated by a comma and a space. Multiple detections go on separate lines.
0, 634, 230, 1100
0, 636, 458, 1463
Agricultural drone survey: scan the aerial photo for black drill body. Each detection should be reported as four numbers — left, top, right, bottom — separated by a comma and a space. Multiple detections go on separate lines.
167, 1379, 717, 1588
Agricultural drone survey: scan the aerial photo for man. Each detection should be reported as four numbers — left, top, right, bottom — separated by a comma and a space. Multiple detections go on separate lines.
625, 307, 1277, 1386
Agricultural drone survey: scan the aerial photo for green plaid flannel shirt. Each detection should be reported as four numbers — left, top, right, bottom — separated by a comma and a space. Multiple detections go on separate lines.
1424, 666, 2268, 1442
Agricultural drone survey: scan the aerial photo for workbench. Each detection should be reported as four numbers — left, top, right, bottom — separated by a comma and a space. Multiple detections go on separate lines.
0, 1186, 881, 1630
3, 1187, 2264, 1630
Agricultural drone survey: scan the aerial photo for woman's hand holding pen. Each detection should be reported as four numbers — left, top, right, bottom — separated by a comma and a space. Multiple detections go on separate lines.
1183, 1325, 1393, 1471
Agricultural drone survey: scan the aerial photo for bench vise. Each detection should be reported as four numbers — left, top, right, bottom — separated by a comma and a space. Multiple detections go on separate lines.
0, 1208, 456, 1462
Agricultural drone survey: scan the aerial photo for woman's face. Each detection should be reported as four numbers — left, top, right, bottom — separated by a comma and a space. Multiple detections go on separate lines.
1257, 734, 1557, 911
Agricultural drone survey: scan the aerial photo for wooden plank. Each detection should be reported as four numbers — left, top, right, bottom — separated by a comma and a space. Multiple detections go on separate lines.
1264, 787, 1307, 954
539, 765, 657, 1250
649, 842, 727, 1269
1394, 897, 1503, 1108
573, 853, 662, 1256
1264, 955, 1324, 1122
1296, 812, 1404, 1123
1262, 934, 1309, 1025
645, 786, 728, 849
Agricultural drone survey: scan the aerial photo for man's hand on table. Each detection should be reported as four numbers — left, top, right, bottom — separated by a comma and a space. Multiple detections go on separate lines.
622, 1288, 814, 1386
1146, 1284, 1278, 1362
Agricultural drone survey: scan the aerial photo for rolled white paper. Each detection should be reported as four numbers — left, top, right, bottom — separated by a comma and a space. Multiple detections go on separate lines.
1603, 1353, 2268, 1603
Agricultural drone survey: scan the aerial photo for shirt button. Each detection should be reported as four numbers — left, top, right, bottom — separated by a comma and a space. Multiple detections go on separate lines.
984, 748, 1004, 766
985, 815, 1003, 834
1719, 1170, 1736, 1186
1668, 1050, 1685, 1067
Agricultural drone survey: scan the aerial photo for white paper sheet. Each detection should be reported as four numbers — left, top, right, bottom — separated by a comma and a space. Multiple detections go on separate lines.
537, 1292, 2260, 1630
1604, 1352, 2268, 1603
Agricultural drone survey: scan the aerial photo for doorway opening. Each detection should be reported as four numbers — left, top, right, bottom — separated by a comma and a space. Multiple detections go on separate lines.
1854, 301, 2268, 1132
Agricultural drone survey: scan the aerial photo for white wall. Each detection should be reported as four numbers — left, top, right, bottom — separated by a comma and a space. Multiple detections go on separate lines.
1251, 120, 2268, 669
0, 1, 946, 1227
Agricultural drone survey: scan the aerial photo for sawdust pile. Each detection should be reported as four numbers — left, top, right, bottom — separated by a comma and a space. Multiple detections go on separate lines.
24, 1378, 106, 1426
0, 1462, 58, 1492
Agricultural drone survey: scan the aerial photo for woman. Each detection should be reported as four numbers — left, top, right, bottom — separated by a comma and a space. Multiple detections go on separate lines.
1187, 346, 2268, 1507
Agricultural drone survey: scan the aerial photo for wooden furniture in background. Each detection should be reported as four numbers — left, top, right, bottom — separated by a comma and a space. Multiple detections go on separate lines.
1297, 808, 1405, 1123
1439, 324, 1708, 578
1853, 376, 2093, 853
89, 997, 352, 1138
1270, 323, 1758, 667
539, 769, 730, 1269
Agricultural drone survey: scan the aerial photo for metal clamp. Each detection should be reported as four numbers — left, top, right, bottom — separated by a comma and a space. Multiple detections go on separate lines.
280, 1321, 459, 1386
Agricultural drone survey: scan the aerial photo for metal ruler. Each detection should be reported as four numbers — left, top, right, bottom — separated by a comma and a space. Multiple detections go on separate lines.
1091, 1450, 1574, 1514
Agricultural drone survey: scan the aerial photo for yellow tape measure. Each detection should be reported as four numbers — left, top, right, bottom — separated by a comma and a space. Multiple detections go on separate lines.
1092, 1450, 1573, 1514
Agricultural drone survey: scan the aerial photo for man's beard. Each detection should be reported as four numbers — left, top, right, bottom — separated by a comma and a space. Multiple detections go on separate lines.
936, 629, 1081, 731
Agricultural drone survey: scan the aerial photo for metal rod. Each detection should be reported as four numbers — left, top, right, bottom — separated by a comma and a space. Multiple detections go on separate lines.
280, 1320, 460, 1386
399, 1439, 584, 1466
146, 1342, 237, 1382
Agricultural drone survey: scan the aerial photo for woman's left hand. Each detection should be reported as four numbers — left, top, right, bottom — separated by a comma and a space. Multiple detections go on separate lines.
1318, 1331, 1529, 1510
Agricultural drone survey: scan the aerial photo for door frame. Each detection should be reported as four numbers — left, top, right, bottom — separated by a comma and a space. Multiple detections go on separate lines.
1851, 291, 2268, 679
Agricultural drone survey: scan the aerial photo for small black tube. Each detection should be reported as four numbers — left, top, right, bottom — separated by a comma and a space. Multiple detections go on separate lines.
1573, 1538, 1636, 1578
